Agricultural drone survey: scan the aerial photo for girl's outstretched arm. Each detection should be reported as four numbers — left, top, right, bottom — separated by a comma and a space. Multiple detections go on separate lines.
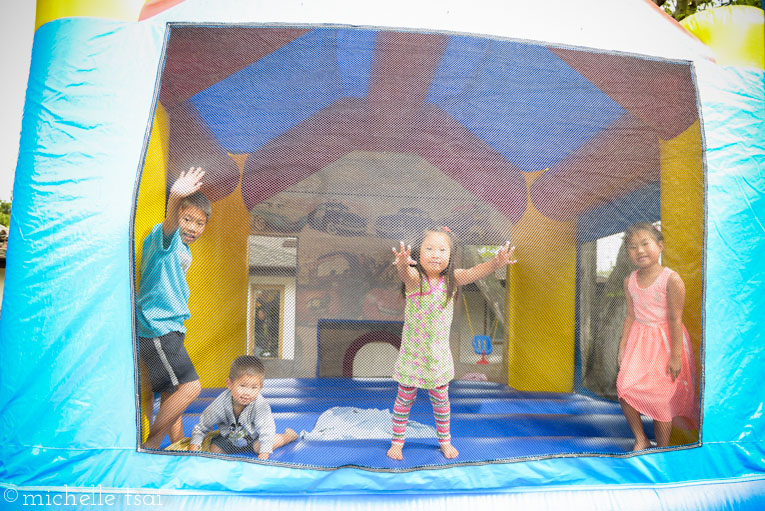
618, 277, 635, 366
455, 242, 516, 286
665, 272, 686, 381
392, 241, 419, 290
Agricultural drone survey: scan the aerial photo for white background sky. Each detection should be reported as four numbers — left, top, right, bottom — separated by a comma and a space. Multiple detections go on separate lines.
0, 2, 36, 201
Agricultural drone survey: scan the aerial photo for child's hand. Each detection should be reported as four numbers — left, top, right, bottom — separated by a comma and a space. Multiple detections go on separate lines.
258, 452, 270, 460
189, 444, 201, 452
392, 241, 416, 268
170, 167, 205, 199
666, 355, 681, 381
494, 242, 517, 267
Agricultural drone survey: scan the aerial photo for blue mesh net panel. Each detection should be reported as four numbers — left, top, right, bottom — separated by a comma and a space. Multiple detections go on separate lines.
131, 24, 705, 471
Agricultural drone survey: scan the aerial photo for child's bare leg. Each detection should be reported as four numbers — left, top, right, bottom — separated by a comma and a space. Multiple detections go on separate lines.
209, 443, 224, 454
252, 428, 299, 454
274, 428, 299, 449
168, 414, 185, 443
620, 399, 650, 451
253, 429, 299, 452
144, 380, 201, 449
653, 420, 672, 448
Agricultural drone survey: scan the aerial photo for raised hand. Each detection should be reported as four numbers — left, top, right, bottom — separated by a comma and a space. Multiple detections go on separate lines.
170, 167, 205, 198
494, 241, 517, 267
163, 167, 206, 236
455, 241, 517, 286
392, 241, 416, 268
392, 241, 419, 288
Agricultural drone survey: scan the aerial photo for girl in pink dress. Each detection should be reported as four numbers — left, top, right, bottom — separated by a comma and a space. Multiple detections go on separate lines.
387, 227, 516, 461
617, 222, 698, 451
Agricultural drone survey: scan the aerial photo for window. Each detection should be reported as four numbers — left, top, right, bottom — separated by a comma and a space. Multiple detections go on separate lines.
247, 236, 297, 360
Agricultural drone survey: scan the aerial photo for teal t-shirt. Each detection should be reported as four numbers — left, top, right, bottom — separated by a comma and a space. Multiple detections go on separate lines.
135, 223, 192, 338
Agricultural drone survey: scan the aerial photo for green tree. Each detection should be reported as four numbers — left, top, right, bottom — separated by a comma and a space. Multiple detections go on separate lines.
654, 0, 763, 21
0, 200, 11, 228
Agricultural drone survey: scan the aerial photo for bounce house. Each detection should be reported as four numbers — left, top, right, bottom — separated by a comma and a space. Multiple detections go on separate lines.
1, 0, 764, 509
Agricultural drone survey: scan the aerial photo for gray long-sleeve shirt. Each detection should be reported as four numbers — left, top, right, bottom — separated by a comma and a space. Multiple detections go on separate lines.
190, 389, 276, 453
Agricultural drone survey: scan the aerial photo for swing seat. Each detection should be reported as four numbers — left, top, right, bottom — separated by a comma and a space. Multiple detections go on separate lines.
472, 335, 493, 355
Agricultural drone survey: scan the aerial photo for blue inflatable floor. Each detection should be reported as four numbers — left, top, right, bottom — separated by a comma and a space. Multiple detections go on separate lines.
159, 378, 647, 470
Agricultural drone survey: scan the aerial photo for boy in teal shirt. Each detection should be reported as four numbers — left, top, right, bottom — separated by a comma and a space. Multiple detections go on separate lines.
138, 167, 209, 449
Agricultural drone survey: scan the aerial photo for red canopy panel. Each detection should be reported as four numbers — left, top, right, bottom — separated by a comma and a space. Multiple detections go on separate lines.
138, 0, 187, 21
241, 98, 369, 210
241, 99, 528, 223
159, 27, 309, 108
367, 31, 449, 131
550, 48, 699, 140
412, 105, 528, 224
167, 102, 241, 202
529, 112, 661, 222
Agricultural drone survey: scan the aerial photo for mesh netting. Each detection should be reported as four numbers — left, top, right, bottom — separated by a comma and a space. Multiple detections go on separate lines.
133, 25, 704, 470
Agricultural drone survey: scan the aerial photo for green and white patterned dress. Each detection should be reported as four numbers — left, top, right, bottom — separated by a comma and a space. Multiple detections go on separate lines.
392, 276, 455, 388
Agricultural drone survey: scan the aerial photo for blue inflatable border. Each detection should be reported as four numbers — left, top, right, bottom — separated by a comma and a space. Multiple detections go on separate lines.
0, 16, 763, 503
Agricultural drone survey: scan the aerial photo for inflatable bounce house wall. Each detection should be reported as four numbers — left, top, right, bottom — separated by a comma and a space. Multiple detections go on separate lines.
1, 0, 764, 509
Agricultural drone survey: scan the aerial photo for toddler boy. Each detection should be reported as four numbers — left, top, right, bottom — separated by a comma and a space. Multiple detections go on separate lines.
190, 356, 298, 459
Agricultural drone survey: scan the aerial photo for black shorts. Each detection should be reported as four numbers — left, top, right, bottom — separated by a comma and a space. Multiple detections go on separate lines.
139, 331, 199, 394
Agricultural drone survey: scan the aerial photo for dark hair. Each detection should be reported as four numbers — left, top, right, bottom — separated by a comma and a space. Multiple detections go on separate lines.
180, 191, 212, 220
624, 222, 663, 245
228, 355, 265, 381
403, 226, 458, 305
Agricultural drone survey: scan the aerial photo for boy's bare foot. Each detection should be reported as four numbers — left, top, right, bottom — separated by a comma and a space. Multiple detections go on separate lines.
282, 428, 299, 443
387, 444, 404, 460
273, 428, 299, 449
440, 442, 459, 459
142, 437, 162, 450
632, 439, 651, 451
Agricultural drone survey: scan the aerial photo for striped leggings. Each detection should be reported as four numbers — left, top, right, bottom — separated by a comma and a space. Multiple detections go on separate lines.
391, 384, 451, 445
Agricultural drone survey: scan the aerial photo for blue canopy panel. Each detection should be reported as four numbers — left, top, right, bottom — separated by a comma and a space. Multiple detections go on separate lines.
577, 183, 661, 244
190, 28, 628, 174
190, 29, 375, 154
427, 36, 628, 172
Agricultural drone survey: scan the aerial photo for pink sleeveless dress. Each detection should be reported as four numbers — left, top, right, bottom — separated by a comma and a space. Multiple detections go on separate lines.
616, 267, 698, 428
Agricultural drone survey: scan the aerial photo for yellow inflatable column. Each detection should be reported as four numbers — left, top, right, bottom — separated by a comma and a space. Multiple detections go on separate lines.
506, 171, 578, 392
681, 6, 764, 69
183, 154, 250, 388
35, 0, 145, 30
660, 122, 704, 444
134, 103, 169, 443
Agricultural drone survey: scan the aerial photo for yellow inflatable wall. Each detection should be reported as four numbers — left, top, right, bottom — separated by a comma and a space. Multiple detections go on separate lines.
183, 154, 250, 388
35, 0, 146, 30
134, 104, 250, 440
506, 171, 577, 392
660, 122, 704, 444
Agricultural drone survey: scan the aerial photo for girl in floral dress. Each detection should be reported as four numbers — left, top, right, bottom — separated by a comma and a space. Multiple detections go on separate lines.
387, 227, 515, 460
